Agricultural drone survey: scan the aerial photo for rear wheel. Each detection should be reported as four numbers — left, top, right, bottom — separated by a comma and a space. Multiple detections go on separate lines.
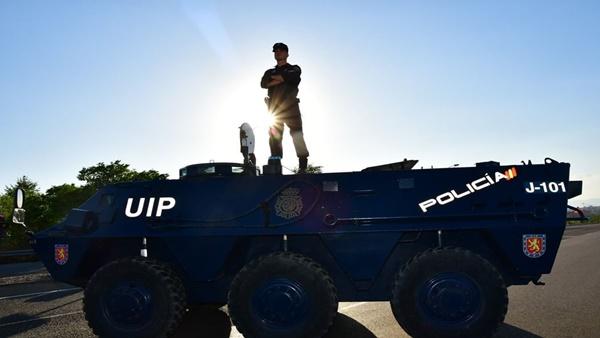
391, 247, 508, 338
228, 252, 338, 338
83, 257, 186, 338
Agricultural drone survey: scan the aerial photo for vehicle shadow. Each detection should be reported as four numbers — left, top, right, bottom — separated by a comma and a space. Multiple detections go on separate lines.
0, 295, 82, 337
324, 313, 377, 338
173, 307, 377, 338
25, 288, 81, 303
494, 323, 542, 338
173, 307, 232, 338
0, 313, 48, 336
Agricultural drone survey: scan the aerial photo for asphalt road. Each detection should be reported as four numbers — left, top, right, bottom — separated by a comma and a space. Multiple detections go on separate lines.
1, 224, 599, 338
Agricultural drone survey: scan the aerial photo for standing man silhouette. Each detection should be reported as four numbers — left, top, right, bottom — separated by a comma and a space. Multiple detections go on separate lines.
261, 42, 309, 173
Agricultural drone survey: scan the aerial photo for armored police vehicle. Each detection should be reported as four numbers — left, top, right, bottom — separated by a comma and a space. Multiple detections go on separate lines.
10, 133, 583, 338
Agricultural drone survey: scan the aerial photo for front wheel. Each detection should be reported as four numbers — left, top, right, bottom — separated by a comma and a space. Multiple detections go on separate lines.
391, 247, 508, 338
83, 257, 186, 338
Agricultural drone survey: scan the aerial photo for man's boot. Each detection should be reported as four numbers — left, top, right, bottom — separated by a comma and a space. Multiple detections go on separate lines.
298, 156, 308, 174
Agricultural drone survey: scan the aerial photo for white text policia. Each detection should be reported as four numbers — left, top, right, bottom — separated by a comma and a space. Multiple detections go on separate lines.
419, 168, 518, 213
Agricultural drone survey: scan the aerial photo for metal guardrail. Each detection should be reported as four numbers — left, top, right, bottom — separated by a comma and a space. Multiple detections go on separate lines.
0, 249, 35, 257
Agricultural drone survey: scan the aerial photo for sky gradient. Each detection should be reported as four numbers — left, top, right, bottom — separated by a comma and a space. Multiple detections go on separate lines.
1, 0, 599, 205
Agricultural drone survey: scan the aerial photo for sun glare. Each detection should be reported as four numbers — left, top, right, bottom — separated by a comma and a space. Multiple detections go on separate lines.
205, 77, 274, 161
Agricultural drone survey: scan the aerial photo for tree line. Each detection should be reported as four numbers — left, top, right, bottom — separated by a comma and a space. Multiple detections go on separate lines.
0, 161, 168, 250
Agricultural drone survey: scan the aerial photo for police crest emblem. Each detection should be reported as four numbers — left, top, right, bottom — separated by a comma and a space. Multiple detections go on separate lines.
275, 187, 303, 219
522, 234, 546, 258
54, 244, 69, 265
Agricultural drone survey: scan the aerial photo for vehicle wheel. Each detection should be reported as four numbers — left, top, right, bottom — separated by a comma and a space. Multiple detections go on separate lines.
228, 252, 338, 338
390, 247, 508, 338
83, 257, 186, 338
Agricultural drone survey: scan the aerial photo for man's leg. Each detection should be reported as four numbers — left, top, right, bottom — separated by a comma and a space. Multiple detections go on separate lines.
298, 156, 308, 173
269, 120, 284, 158
286, 107, 309, 173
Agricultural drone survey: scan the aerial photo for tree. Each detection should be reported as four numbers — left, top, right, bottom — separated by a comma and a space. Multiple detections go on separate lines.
292, 164, 323, 174
3, 176, 40, 199
77, 160, 168, 189
41, 183, 95, 226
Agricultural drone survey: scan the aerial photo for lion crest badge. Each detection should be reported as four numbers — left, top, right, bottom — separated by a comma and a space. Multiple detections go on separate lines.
523, 234, 546, 258
275, 187, 303, 219
54, 244, 69, 265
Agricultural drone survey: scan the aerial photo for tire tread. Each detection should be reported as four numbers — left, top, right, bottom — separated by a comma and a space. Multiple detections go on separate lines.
228, 251, 337, 338
391, 247, 508, 338
83, 257, 187, 338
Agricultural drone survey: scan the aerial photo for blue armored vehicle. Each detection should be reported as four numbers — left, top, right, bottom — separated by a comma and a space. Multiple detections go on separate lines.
10, 148, 583, 337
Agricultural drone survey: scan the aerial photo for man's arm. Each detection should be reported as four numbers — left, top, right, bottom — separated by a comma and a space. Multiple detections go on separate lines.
263, 75, 284, 88
280, 65, 301, 87
266, 75, 284, 87
260, 70, 272, 89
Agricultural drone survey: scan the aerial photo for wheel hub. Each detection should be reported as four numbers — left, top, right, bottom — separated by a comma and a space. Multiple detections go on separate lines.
104, 281, 153, 327
252, 278, 309, 328
417, 273, 482, 326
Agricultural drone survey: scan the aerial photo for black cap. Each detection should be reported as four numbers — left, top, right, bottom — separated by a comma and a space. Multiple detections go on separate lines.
272, 42, 288, 52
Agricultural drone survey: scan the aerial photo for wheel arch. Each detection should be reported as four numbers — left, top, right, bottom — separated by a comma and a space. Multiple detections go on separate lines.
218, 235, 357, 300
372, 229, 519, 299
437, 229, 521, 286
64, 238, 141, 286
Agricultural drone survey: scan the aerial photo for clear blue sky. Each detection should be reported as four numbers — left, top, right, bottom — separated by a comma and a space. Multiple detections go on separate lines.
1, 1, 599, 205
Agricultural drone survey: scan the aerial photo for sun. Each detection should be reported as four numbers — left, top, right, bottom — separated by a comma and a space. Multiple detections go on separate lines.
255, 105, 277, 129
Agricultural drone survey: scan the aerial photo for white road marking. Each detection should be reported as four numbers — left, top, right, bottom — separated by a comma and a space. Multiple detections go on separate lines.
0, 287, 81, 301
340, 302, 367, 312
0, 310, 83, 327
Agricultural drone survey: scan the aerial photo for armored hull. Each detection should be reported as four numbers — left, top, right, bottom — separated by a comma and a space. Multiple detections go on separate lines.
30, 158, 581, 338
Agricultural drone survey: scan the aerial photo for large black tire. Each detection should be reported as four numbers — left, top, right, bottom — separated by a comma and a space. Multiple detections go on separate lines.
83, 257, 187, 338
391, 247, 508, 338
228, 252, 338, 338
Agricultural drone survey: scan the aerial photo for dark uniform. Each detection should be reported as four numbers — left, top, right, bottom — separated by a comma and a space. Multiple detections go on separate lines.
261, 60, 309, 164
